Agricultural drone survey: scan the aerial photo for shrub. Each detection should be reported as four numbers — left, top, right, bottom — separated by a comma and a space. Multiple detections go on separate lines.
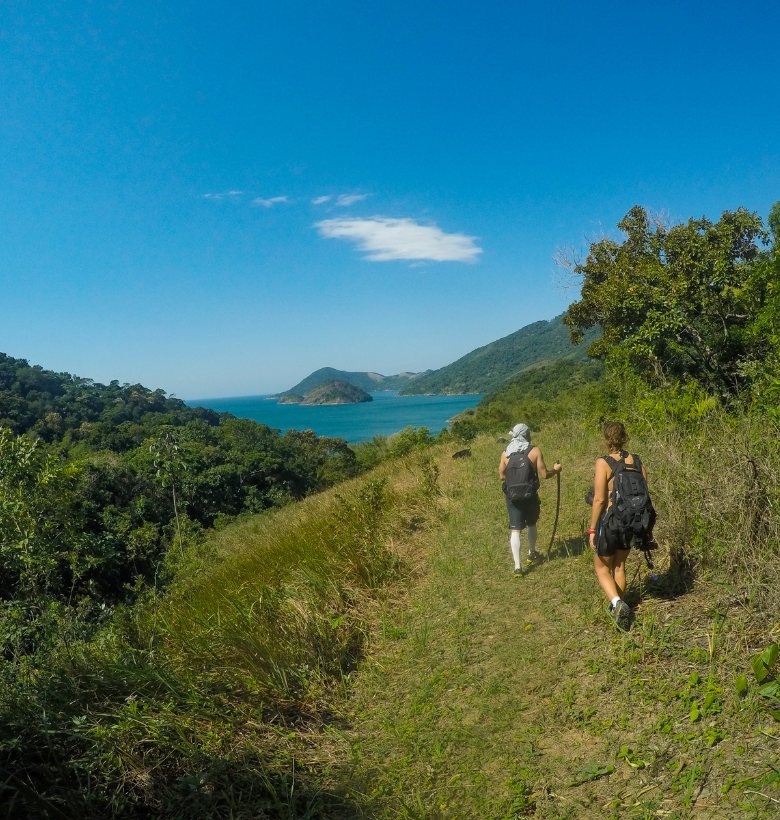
635, 408, 780, 612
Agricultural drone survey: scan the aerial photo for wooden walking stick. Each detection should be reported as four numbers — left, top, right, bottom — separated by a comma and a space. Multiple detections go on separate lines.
547, 470, 561, 559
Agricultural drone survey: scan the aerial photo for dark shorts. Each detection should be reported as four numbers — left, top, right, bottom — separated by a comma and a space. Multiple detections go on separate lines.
505, 493, 541, 530
595, 511, 632, 558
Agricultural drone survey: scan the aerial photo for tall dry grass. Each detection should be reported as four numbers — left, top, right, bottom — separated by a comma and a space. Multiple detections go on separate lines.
637, 410, 780, 616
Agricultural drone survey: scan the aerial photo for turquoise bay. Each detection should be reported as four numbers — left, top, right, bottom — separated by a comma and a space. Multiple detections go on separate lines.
187, 392, 483, 443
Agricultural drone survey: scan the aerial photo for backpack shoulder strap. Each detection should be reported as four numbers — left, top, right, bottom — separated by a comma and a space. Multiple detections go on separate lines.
628, 453, 644, 473
602, 454, 622, 482
507, 449, 529, 467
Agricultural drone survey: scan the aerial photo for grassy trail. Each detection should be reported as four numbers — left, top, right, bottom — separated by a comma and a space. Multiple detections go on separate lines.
337, 425, 780, 819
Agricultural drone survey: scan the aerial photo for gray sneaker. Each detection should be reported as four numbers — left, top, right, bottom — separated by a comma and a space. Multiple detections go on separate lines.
513, 567, 523, 578
612, 600, 631, 631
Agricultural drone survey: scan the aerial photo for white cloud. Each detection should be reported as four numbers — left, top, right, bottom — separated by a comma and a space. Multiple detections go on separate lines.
312, 195, 331, 205
336, 193, 369, 206
253, 196, 289, 208
315, 217, 481, 263
203, 190, 242, 200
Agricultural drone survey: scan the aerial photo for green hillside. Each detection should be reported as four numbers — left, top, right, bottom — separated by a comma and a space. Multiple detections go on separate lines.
398, 314, 598, 395
282, 366, 428, 397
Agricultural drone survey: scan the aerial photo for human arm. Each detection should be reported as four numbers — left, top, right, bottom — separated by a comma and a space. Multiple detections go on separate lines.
498, 452, 509, 480
531, 447, 561, 480
589, 458, 609, 550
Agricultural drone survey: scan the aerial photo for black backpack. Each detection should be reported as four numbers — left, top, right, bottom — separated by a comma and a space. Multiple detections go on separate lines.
603, 451, 655, 544
504, 450, 539, 502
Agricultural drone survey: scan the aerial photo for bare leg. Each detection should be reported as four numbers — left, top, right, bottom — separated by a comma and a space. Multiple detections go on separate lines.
594, 553, 620, 601
612, 549, 630, 597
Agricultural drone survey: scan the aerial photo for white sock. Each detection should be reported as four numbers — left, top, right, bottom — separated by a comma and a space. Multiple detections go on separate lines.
527, 525, 538, 554
611, 595, 621, 608
510, 531, 522, 569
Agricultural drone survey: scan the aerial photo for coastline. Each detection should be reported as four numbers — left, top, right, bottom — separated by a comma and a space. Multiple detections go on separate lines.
186, 392, 483, 444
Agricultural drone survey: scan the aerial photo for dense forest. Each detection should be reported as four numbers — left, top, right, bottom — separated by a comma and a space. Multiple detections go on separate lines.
0, 354, 366, 657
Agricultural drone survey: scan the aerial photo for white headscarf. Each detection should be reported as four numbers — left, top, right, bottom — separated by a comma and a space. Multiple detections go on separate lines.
505, 423, 531, 456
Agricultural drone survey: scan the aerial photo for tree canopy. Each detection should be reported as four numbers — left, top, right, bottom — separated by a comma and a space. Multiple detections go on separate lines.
564, 204, 779, 398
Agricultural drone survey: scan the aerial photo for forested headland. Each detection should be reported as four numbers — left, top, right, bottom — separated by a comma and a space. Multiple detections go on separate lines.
397, 314, 599, 395
2, 200, 780, 818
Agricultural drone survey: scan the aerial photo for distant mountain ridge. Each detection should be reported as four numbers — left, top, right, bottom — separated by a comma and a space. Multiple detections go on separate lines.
281, 367, 428, 397
280, 315, 598, 399
397, 314, 598, 395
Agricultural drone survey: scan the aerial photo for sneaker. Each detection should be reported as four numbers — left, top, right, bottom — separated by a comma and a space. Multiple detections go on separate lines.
612, 600, 631, 631
526, 551, 543, 565
513, 567, 523, 577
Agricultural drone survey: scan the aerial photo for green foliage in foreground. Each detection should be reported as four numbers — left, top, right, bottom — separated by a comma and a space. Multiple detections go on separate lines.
0, 419, 366, 660
0, 458, 443, 818
351, 425, 442, 470
0, 430, 90, 660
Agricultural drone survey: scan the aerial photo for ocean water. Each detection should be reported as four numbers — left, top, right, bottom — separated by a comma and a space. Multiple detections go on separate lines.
186, 391, 483, 443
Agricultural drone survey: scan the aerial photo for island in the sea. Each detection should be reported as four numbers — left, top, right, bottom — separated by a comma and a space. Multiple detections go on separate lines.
280, 367, 428, 396
297, 380, 373, 406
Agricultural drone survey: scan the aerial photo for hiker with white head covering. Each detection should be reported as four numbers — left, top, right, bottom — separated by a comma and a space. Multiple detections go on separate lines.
505, 423, 532, 456
498, 423, 561, 576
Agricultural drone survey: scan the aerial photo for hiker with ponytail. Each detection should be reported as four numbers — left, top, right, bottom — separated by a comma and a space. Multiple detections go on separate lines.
589, 422, 655, 631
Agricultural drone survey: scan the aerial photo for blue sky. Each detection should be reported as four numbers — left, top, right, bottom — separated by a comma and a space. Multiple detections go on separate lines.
1, 0, 778, 398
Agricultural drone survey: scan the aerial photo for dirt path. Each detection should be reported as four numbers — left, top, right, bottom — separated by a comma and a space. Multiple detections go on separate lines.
339, 426, 780, 819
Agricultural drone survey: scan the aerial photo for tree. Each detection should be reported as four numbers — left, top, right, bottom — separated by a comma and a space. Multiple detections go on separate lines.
564, 205, 774, 396
0, 430, 85, 598
0, 429, 93, 658
149, 427, 189, 556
